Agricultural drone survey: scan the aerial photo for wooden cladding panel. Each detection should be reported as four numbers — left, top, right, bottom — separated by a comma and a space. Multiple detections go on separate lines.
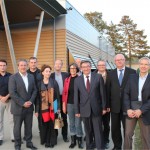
0, 31, 7, 60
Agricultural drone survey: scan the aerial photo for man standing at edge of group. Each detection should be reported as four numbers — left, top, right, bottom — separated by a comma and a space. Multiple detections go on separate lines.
0, 59, 14, 146
51, 59, 69, 142
124, 57, 150, 149
74, 60, 106, 150
107, 54, 136, 150
9, 59, 37, 150
94, 60, 110, 149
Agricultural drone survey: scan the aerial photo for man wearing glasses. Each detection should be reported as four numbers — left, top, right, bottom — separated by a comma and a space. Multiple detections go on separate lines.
107, 54, 136, 150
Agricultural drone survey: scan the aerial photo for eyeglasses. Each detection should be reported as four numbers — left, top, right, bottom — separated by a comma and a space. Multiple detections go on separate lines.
70, 68, 76, 70
115, 59, 125, 62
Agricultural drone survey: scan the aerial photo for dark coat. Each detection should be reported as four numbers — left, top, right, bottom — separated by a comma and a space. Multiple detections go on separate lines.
107, 67, 136, 113
74, 72, 106, 117
9, 72, 37, 115
124, 73, 150, 125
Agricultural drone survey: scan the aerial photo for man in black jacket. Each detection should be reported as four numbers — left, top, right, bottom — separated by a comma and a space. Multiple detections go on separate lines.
107, 54, 136, 150
124, 57, 150, 149
51, 59, 69, 142
95, 60, 110, 149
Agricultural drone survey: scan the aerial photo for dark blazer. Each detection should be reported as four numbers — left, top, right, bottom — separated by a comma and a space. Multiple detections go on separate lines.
74, 72, 106, 117
9, 72, 37, 115
124, 73, 150, 125
50, 72, 69, 86
108, 67, 136, 113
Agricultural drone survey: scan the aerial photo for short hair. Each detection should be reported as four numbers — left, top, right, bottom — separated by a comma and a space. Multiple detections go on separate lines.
55, 59, 63, 65
80, 60, 91, 67
68, 63, 79, 73
17, 58, 28, 66
41, 64, 52, 73
29, 57, 37, 61
97, 59, 106, 66
139, 57, 150, 65
0, 59, 7, 65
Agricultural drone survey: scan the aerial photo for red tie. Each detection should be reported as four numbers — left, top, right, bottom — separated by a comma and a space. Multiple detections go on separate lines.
86, 76, 90, 92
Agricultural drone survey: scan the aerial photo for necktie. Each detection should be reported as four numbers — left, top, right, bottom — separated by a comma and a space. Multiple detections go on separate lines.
86, 76, 90, 92
119, 69, 123, 85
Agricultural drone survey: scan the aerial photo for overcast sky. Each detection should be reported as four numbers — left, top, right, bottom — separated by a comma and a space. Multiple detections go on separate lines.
67, 0, 150, 44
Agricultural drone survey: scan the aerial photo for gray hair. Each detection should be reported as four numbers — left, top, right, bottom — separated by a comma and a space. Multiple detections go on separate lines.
139, 57, 150, 65
97, 59, 106, 66
17, 58, 28, 66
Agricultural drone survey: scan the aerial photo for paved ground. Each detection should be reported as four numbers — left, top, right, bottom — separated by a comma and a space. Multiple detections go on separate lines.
2, 113, 114, 150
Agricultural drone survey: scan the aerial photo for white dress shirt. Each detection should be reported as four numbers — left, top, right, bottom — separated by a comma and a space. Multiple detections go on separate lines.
83, 73, 91, 87
19, 72, 29, 92
138, 73, 148, 101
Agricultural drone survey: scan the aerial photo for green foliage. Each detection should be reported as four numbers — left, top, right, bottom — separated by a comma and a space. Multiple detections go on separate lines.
84, 11, 108, 34
84, 12, 150, 66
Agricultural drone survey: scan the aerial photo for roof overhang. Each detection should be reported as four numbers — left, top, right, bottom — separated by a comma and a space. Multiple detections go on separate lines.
0, 0, 67, 26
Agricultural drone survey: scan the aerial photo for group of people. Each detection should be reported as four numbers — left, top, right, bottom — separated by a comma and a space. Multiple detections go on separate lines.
0, 54, 150, 150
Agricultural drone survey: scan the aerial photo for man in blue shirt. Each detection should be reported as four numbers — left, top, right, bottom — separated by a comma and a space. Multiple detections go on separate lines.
0, 59, 14, 145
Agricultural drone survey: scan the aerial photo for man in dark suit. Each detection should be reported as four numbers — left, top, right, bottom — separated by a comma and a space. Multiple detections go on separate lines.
50, 59, 69, 142
124, 57, 150, 149
94, 60, 110, 149
74, 60, 106, 150
107, 54, 136, 150
9, 59, 37, 150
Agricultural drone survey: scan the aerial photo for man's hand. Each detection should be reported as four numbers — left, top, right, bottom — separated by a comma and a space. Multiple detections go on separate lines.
0, 96, 9, 103
75, 114, 80, 117
134, 109, 142, 118
35, 113, 38, 117
102, 110, 107, 115
23, 101, 32, 108
127, 109, 135, 118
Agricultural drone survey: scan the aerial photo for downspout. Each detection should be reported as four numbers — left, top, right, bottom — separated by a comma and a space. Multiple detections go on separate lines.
53, 18, 56, 63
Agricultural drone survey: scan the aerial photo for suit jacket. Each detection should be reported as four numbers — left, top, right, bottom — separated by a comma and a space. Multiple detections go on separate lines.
9, 72, 37, 115
107, 67, 136, 113
124, 73, 150, 125
74, 72, 106, 117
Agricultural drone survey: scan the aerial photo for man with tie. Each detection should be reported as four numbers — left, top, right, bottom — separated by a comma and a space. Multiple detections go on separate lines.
74, 60, 106, 150
124, 57, 150, 149
107, 54, 136, 150
9, 59, 37, 150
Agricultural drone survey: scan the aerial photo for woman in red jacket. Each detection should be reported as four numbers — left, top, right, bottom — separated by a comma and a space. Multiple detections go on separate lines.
62, 63, 83, 149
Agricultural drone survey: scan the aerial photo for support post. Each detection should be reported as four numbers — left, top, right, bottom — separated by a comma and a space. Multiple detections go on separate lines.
33, 11, 44, 57
1, 0, 17, 72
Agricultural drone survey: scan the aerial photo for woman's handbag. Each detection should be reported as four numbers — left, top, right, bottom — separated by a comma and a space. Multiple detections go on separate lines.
54, 113, 64, 129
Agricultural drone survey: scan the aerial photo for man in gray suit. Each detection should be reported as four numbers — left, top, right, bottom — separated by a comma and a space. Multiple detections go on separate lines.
74, 60, 106, 150
9, 59, 37, 150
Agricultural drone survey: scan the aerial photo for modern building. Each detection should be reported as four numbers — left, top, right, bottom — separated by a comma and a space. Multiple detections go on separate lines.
0, 0, 115, 73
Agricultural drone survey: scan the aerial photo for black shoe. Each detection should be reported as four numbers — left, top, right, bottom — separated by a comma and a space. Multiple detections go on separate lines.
11, 139, 15, 142
49, 144, 54, 148
0, 140, 3, 145
63, 137, 69, 142
45, 143, 50, 148
77, 137, 84, 149
104, 142, 109, 149
69, 135, 76, 148
26, 145, 37, 150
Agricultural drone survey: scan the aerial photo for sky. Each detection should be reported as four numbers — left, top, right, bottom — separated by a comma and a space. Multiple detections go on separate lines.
67, 0, 150, 44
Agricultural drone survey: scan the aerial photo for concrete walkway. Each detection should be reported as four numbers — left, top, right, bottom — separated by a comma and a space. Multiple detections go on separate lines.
2, 113, 114, 150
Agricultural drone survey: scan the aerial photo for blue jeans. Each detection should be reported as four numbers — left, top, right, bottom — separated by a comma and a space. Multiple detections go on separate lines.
67, 104, 83, 137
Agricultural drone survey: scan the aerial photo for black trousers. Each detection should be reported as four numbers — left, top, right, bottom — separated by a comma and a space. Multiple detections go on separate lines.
111, 112, 125, 149
13, 110, 33, 148
102, 112, 110, 143
82, 113, 103, 150
55, 95, 68, 139
40, 120, 57, 145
